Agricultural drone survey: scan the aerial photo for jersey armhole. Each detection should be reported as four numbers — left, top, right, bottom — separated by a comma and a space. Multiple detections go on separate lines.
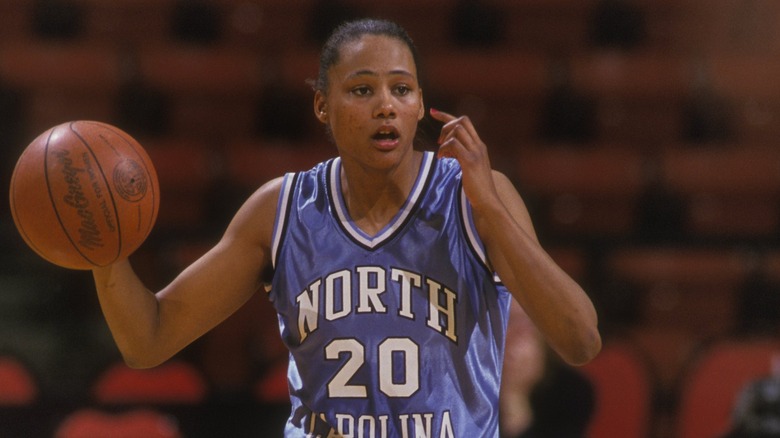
271, 172, 298, 269
458, 184, 502, 285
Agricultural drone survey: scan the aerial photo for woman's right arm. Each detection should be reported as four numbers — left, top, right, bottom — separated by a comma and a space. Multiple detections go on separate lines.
92, 177, 284, 368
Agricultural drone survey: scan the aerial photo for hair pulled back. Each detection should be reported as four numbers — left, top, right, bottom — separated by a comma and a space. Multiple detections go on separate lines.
314, 19, 420, 93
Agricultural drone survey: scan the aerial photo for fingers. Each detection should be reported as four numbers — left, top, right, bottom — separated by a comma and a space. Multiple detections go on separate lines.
430, 108, 497, 207
429, 107, 457, 123
430, 108, 483, 161
430, 108, 480, 147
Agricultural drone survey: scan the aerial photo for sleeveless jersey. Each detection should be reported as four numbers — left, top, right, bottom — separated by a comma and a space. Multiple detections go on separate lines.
269, 151, 512, 437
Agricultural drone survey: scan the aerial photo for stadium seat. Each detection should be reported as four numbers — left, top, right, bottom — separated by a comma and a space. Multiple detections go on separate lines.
659, 146, 780, 238
92, 360, 208, 405
514, 146, 649, 236
224, 139, 334, 190
133, 45, 263, 138
581, 341, 652, 438
676, 337, 780, 438
569, 51, 688, 100
0, 355, 38, 405
424, 50, 548, 101
254, 361, 290, 404
608, 246, 748, 337
55, 408, 182, 438
79, 0, 175, 45
0, 41, 120, 91
143, 138, 218, 231
0, 41, 121, 133
0, 0, 31, 41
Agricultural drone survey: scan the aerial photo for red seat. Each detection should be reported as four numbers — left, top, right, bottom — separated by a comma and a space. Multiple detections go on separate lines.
425, 50, 548, 100
144, 138, 217, 192
143, 138, 217, 230
516, 146, 648, 197
567, 52, 689, 143
254, 361, 290, 404
133, 45, 263, 138
514, 146, 648, 236
0, 1, 30, 42
608, 247, 748, 339
55, 408, 181, 438
580, 342, 652, 438
569, 51, 688, 100
708, 55, 780, 100
0, 41, 121, 132
0, 42, 120, 91
627, 326, 699, 398
660, 146, 780, 238
136, 45, 263, 97
224, 140, 334, 190
92, 360, 208, 405
79, 0, 175, 45
676, 338, 780, 438
0, 356, 38, 405
661, 146, 780, 196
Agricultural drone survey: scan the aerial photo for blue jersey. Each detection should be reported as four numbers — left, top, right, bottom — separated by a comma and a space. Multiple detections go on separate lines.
269, 151, 512, 437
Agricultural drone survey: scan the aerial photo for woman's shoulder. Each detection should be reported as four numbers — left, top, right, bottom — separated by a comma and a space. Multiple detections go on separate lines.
226, 176, 288, 237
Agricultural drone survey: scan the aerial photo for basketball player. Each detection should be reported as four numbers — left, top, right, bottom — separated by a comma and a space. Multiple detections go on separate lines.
91, 19, 601, 437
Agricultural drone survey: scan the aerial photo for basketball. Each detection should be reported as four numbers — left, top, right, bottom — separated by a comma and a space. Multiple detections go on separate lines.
9, 121, 159, 270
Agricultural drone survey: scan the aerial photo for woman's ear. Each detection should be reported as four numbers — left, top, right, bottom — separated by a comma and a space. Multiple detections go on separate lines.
314, 90, 328, 123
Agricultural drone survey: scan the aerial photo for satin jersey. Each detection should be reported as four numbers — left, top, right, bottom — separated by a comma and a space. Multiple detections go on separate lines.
268, 151, 512, 437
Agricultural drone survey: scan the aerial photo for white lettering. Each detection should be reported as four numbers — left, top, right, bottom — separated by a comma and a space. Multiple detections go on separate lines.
378, 338, 419, 397
357, 266, 387, 313
296, 279, 321, 341
400, 414, 410, 438
326, 270, 351, 321
439, 412, 454, 438
357, 415, 374, 438
426, 279, 458, 342
309, 412, 455, 438
336, 414, 354, 438
390, 268, 421, 319
295, 268, 459, 345
411, 413, 433, 438
326, 339, 367, 398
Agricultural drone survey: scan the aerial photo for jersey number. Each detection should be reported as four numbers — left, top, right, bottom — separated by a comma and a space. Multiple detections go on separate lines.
325, 338, 419, 398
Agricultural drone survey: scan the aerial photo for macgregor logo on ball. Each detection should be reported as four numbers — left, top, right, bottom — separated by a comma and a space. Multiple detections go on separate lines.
52, 148, 104, 250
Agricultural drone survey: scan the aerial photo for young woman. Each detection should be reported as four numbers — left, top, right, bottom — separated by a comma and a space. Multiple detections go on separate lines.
92, 19, 600, 437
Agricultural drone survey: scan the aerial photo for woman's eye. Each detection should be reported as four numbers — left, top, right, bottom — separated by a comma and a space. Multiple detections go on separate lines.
352, 86, 371, 96
395, 85, 411, 95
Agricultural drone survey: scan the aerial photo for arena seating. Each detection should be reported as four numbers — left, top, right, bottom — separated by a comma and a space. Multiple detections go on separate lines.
3, 1, 780, 436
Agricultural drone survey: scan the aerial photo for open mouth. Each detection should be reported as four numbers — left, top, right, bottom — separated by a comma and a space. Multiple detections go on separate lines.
372, 126, 399, 142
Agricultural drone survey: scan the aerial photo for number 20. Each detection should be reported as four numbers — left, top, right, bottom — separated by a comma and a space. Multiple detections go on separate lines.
325, 337, 419, 398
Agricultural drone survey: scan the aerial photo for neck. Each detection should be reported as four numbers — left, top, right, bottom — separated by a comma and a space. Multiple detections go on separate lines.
339, 151, 424, 235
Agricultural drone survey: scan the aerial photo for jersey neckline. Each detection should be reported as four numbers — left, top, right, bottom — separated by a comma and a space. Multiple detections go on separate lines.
328, 151, 435, 250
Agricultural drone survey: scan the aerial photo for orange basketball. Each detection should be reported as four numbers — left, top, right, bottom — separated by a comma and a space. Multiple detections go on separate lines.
9, 121, 159, 270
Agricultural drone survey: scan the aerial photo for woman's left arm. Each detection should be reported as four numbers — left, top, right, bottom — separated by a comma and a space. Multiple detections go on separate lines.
432, 108, 601, 366
477, 170, 601, 365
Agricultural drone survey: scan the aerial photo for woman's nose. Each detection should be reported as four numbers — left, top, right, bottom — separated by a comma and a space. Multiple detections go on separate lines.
374, 90, 396, 118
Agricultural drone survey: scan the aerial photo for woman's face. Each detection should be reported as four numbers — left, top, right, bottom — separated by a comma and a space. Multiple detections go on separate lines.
315, 34, 424, 170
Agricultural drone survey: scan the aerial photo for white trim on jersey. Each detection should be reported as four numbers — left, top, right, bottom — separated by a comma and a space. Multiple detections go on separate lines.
271, 172, 296, 268
329, 152, 434, 249
460, 186, 502, 284
460, 188, 488, 267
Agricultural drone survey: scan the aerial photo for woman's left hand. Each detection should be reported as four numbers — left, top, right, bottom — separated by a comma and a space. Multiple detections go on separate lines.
430, 108, 499, 211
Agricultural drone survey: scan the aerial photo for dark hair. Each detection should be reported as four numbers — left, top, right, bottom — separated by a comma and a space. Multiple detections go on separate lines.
314, 18, 420, 93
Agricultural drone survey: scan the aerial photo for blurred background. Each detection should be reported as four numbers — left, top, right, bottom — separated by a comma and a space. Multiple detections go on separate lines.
2, 0, 780, 437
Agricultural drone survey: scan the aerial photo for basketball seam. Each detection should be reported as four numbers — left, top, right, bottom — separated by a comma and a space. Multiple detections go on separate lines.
69, 121, 123, 266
